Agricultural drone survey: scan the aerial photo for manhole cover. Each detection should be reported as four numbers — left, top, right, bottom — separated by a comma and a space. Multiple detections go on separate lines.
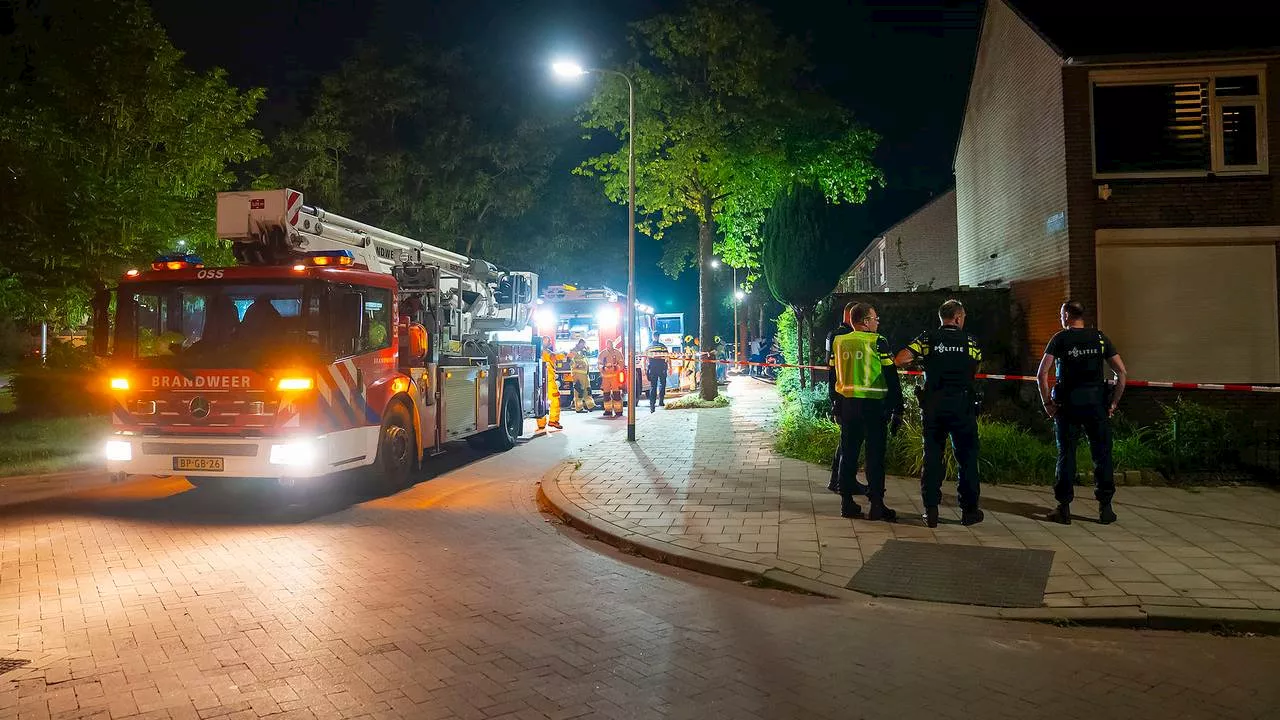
0, 658, 30, 675
848, 540, 1054, 608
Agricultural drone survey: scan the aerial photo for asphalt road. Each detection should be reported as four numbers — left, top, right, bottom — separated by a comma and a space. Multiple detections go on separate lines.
0, 410, 1277, 720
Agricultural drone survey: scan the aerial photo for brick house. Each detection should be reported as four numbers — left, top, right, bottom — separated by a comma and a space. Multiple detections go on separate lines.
836, 189, 959, 294
955, 0, 1280, 384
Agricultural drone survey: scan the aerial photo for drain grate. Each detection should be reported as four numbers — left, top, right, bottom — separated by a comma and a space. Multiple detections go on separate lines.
0, 658, 30, 675
848, 539, 1055, 608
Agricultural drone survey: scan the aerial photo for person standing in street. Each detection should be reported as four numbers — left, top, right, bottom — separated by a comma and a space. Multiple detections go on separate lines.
646, 339, 670, 412
832, 303, 903, 521
536, 336, 564, 431
1037, 300, 1128, 525
896, 299, 984, 528
570, 338, 596, 413
825, 305, 854, 494
598, 338, 625, 418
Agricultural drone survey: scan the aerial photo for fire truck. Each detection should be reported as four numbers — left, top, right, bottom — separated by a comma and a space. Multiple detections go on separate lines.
534, 284, 655, 403
103, 189, 543, 490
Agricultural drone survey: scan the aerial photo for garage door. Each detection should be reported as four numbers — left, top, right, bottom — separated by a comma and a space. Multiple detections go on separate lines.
1097, 241, 1279, 384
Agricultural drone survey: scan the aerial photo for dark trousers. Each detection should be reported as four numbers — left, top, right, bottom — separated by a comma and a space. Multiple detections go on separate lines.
1054, 406, 1114, 504
922, 400, 980, 509
647, 371, 666, 408
838, 397, 886, 501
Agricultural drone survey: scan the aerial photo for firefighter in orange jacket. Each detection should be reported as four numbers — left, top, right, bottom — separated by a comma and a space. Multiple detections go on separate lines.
598, 338, 625, 418
537, 336, 564, 430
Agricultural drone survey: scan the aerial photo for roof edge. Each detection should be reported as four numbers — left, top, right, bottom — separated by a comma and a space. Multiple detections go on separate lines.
951, 0, 1065, 172
1065, 49, 1280, 66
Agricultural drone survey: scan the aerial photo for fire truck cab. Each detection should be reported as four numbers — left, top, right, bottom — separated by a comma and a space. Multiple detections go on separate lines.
103, 189, 544, 490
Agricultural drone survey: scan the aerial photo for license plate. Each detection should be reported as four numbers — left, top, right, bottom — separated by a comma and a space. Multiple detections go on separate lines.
173, 456, 224, 472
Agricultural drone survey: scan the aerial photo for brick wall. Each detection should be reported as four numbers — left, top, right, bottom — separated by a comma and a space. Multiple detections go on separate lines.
1064, 59, 1280, 316
881, 189, 959, 291
954, 0, 1069, 364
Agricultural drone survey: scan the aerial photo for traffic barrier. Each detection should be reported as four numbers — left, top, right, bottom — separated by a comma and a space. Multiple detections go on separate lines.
656, 353, 1280, 394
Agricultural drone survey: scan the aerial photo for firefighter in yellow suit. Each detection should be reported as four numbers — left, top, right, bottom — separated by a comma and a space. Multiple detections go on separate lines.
537, 336, 564, 430
598, 338, 625, 417
570, 338, 596, 412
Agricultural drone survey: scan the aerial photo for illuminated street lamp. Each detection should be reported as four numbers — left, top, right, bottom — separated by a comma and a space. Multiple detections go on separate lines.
553, 58, 639, 441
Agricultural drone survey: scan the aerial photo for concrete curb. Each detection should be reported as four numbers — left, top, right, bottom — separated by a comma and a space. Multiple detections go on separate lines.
537, 462, 1280, 636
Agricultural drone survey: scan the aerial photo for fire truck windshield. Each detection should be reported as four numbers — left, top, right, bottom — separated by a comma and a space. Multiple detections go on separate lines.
117, 280, 334, 368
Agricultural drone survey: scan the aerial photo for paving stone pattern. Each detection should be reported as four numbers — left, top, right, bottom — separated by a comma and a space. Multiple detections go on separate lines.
560, 378, 1280, 610
0, 406, 1277, 719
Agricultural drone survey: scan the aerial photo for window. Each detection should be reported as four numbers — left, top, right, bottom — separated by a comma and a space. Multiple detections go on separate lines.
1092, 69, 1267, 177
876, 241, 886, 287
330, 286, 392, 357
121, 281, 321, 365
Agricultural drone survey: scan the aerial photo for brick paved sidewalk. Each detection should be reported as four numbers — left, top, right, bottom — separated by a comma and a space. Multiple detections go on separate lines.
549, 377, 1280, 614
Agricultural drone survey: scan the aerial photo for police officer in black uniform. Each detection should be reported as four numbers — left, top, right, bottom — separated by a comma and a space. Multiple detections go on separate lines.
1037, 300, 1129, 525
896, 299, 984, 528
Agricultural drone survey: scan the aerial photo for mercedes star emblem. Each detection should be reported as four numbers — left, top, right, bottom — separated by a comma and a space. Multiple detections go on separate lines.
188, 396, 211, 419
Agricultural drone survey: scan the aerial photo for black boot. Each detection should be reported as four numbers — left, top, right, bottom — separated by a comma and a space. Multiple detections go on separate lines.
1046, 503, 1071, 525
1099, 502, 1117, 525
961, 507, 985, 526
924, 506, 939, 528
868, 500, 897, 523
840, 496, 864, 519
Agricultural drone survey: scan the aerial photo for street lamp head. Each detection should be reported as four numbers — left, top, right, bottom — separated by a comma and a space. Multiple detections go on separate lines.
734, 290, 746, 301
551, 60, 587, 79
710, 259, 720, 269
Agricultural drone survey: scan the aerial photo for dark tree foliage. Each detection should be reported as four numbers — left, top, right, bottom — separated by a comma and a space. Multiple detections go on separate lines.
762, 182, 849, 386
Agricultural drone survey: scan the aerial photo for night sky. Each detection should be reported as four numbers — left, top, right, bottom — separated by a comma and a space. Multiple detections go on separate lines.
149, 0, 979, 330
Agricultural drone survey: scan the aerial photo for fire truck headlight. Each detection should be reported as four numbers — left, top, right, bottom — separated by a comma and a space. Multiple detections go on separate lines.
535, 308, 556, 330
105, 440, 132, 462
109, 377, 129, 391
270, 441, 318, 467
596, 307, 620, 329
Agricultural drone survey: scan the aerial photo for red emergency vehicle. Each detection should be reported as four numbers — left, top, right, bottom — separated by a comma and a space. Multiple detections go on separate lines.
104, 189, 543, 490
534, 285, 656, 402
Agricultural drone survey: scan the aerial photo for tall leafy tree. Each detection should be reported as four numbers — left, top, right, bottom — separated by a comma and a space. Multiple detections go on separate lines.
0, 0, 265, 327
575, 0, 882, 399
762, 182, 849, 388
274, 46, 556, 262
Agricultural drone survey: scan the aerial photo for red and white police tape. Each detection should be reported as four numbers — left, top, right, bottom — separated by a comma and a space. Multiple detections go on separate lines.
660, 353, 1280, 394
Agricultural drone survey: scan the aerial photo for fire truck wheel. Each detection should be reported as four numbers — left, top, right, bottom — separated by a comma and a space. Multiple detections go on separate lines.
485, 383, 522, 452
374, 404, 416, 489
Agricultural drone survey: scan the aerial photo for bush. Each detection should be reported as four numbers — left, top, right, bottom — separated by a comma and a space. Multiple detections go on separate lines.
9, 340, 108, 418
1152, 397, 1239, 473
775, 400, 839, 466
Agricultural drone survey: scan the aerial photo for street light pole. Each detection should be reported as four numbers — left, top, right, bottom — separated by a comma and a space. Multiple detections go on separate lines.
625, 74, 637, 442
732, 267, 738, 374
551, 60, 637, 441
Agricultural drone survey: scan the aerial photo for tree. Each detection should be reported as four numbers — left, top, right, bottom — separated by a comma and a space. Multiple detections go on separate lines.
0, 0, 265, 326
761, 183, 849, 388
575, 0, 881, 400
274, 46, 557, 262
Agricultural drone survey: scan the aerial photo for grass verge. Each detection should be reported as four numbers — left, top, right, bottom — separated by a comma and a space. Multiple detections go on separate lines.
0, 415, 109, 477
665, 393, 732, 410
